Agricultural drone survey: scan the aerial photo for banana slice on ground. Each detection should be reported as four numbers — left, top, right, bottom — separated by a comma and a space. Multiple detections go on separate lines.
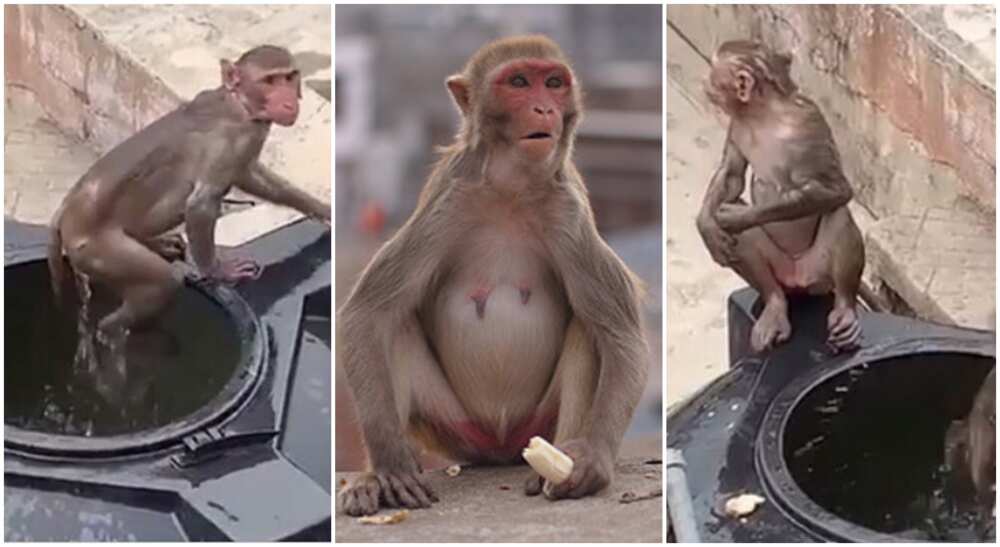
522, 436, 574, 485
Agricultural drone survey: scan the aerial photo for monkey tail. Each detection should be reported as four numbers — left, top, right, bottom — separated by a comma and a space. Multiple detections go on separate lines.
47, 207, 68, 302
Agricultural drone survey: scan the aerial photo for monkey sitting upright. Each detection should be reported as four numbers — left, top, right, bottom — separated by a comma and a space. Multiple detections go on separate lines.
48, 45, 330, 360
697, 40, 864, 354
337, 36, 649, 516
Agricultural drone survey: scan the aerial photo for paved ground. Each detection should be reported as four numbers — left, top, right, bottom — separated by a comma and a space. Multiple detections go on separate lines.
664, 28, 744, 407
334, 437, 662, 543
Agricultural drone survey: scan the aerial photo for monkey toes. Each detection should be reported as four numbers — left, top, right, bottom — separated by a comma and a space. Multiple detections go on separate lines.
338, 471, 438, 516
826, 307, 861, 353
751, 301, 792, 353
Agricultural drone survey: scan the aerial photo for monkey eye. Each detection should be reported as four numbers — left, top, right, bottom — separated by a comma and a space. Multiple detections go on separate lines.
509, 75, 529, 88
265, 75, 277, 85
545, 76, 563, 89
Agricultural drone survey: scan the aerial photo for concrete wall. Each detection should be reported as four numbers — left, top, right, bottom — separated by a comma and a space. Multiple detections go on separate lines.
5, 5, 180, 151
667, 4, 996, 218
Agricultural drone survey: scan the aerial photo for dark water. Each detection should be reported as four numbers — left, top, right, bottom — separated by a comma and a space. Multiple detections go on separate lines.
5, 262, 241, 437
784, 353, 995, 541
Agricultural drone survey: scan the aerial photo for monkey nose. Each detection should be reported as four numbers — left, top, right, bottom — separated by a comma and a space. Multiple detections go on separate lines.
533, 105, 555, 116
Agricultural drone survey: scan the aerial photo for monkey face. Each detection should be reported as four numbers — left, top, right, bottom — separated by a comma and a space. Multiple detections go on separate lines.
251, 68, 301, 127
487, 59, 574, 163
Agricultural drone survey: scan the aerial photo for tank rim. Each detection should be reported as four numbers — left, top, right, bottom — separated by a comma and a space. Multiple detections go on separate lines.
4, 260, 268, 460
756, 336, 996, 542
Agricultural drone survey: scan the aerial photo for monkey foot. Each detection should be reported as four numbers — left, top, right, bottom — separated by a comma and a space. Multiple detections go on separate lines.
144, 234, 187, 262
826, 306, 861, 353
751, 299, 791, 353
339, 471, 438, 516
524, 470, 544, 496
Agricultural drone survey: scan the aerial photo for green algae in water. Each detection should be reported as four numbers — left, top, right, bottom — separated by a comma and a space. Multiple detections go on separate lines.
5, 261, 241, 436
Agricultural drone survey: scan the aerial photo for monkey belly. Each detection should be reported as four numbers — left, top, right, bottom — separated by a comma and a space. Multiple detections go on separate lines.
429, 281, 568, 452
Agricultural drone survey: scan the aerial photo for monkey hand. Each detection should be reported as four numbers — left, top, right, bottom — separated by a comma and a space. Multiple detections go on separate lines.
538, 438, 613, 500
205, 256, 263, 284
696, 215, 738, 266
714, 202, 755, 233
338, 466, 438, 516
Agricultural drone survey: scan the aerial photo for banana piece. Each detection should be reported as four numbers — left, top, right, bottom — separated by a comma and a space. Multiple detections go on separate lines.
522, 436, 574, 485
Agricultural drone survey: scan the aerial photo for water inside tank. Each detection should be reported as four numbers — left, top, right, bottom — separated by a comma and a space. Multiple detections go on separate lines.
5, 261, 242, 437
783, 352, 995, 541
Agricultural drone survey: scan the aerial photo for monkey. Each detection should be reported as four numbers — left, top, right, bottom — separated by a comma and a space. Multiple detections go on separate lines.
47, 45, 331, 368
336, 35, 649, 516
944, 367, 995, 521
696, 40, 864, 354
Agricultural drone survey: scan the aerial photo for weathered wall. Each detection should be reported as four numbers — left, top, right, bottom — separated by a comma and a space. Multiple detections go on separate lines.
667, 4, 996, 217
4, 5, 180, 151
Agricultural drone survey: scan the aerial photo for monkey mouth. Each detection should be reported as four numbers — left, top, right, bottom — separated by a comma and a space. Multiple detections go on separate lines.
522, 132, 553, 140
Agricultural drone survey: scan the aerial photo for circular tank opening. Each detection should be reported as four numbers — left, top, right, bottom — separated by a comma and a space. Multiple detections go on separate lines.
4, 260, 265, 456
777, 351, 994, 541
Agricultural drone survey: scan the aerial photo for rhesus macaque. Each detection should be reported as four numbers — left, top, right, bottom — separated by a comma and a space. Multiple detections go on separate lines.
945, 367, 995, 518
48, 45, 330, 358
697, 40, 864, 353
337, 35, 648, 516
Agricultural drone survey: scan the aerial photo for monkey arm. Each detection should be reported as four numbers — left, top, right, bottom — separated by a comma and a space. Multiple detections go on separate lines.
697, 135, 748, 227
338, 216, 448, 470
185, 181, 226, 274
550, 220, 648, 460
718, 173, 853, 232
237, 164, 331, 222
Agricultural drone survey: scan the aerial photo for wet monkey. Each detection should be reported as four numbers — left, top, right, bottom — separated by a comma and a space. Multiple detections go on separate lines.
698, 40, 864, 353
945, 367, 996, 520
338, 36, 649, 516
49, 45, 330, 357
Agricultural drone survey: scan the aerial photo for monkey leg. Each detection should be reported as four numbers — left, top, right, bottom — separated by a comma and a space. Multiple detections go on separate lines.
67, 229, 183, 369
338, 315, 444, 516
729, 226, 793, 352
524, 318, 600, 497
793, 207, 864, 351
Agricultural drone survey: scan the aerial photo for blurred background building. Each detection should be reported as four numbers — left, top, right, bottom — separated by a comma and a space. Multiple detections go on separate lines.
336, 4, 662, 471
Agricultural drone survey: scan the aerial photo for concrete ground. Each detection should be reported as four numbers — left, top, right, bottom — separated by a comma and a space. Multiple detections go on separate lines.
5, 5, 330, 246
664, 30, 743, 407
334, 437, 662, 542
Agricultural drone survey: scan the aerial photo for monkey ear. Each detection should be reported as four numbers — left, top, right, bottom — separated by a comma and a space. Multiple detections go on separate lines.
220, 59, 240, 90
734, 69, 755, 103
445, 75, 471, 116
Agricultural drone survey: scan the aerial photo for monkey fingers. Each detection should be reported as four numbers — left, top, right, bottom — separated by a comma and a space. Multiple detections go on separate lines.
338, 473, 381, 516
213, 256, 263, 283
826, 307, 861, 353
376, 472, 438, 509
543, 439, 611, 500
523, 471, 544, 496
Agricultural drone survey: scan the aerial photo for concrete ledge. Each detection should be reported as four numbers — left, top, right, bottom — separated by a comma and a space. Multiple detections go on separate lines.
866, 208, 995, 330
335, 449, 662, 542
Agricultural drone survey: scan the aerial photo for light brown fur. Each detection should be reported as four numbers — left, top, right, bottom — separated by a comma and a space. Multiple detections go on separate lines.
337, 35, 648, 516
698, 39, 864, 353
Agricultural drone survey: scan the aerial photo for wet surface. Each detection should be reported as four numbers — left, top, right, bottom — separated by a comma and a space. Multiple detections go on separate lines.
5, 262, 241, 437
5, 219, 332, 541
335, 438, 663, 543
667, 289, 996, 542
786, 353, 995, 540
